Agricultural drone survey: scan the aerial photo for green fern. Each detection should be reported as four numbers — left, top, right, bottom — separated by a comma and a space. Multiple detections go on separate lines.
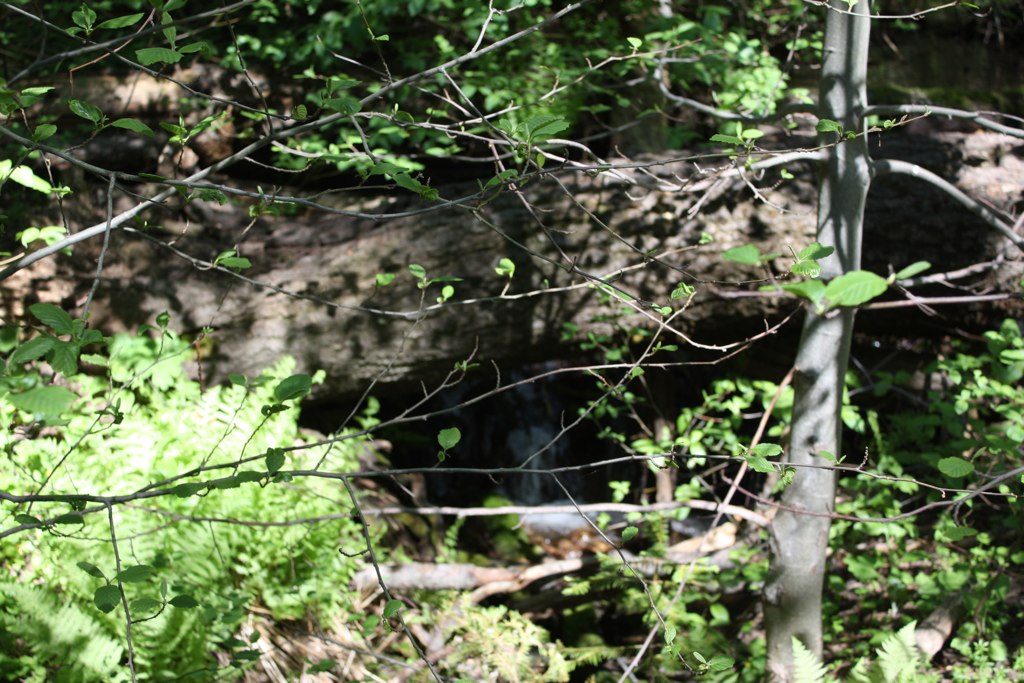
0, 584, 126, 683
848, 622, 920, 683
793, 636, 830, 683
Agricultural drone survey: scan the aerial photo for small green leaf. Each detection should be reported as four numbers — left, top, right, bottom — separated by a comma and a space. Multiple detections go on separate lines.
710, 133, 744, 146
7, 166, 54, 194
293, 104, 307, 120
943, 526, 977, 541
68, 98, 103, 124
130, 597, 162, 613
116, 564, 154, 583
746, 454, 774, 474
274, 374, 313, 402
52, 513, 85, 526
72, 4, 97, 30
816, 119, 843, 133
170, 482, 204, 497
170, 594, 199, 608
722, 244, 761, 266
136, 47, 183, 66
408, 263, 427, 280
110, 118, 155, 137
8, 336, 56, 364
741, 128, 764, 140
29, 302, 75, 334
671, 282, 695, 300
382, 599, 403, 619
708, 655, 735, 672
15, 514, 43, 526
309, 659, 336, 673
894, 261, 931, 280
823, 271, 888, 309
97, 13, 145, 29
375, 272, 396, 287
217, 256, 251, 270
75, 565, 105, 581
780, 279, 826, 303
937, 456, 974, 478
751, 443, 783, 457
621, 526, 638, 542
265, 448, 285, 474
798, 242, 834, 261
437, 427, 461, 451
94, 585, 121, 613
33, 124, 58, 141
495, 257, 516, 278
790, 261, 821, 278
626, 36, 642, 49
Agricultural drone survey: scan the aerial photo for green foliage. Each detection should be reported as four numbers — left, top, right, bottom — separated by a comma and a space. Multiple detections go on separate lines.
1, 326, 374, 680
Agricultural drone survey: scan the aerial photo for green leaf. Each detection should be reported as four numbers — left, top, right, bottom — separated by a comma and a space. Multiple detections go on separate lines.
816, 119, 843, 133
790, 261, 821, 278
52, 512, 85, 525
382, 599, 403, 619
170, 482, 204, 497
14, 514, 43, 526
293, 104, 307, 120
822, 271, 888, 309
322, 95, 360, 115
937, 456, 974, 478
72, 4, 97, 30
33, 124, 57, 141
135, 47, 183, 66
437, 427, 461, 451
751, 443, 783, 457
745, 454, 774, 474
621, 525, 638, 542
781, 280, 826, 303
170, 594, 199, 608
710, 133, 744, 146
741, 128, 764, 140
626, 36, 642, 49
217, 256, 251, 270
30, 302, 75, 334
708, 655, 735, 672
525, 114, 569, 141
894, 261, 931, 280
130, 597, 162, 613
943, 526, 977, 541
94, 585, 121, 613
97, 13, 145, 29
110, 118, 155, 137
265, 448, 286, 474
671, 282, 695, 300
309, 659, 336, 673
722, 244, 761, 266
8, 336, 56, 364
408, 264, 427, 280
495, 257, 516, 278
116, 564, 154, 583
274, 374, 312, 402
8, 385, 77, 417
375, 272, 396, 287
68, 98, 103, 124
49, 342, 79, 376
8, 166, 54, 193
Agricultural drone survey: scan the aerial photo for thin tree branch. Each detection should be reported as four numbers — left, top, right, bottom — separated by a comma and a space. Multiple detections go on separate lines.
871, 158, 1024, 250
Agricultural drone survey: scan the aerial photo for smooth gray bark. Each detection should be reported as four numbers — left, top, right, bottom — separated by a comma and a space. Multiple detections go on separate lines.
763, 2, 871, 680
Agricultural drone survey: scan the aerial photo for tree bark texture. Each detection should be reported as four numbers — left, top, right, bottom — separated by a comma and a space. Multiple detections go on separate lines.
764, 2, 872, 680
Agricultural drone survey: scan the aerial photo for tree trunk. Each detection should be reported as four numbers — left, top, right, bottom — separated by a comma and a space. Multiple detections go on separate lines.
763, 2, 871, 680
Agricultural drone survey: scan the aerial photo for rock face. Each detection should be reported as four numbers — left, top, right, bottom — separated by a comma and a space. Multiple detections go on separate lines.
3, 127, 1021, 401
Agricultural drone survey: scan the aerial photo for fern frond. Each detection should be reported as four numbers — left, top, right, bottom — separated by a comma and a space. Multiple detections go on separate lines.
792, 636, 829, 683
876, 621, 919, 683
